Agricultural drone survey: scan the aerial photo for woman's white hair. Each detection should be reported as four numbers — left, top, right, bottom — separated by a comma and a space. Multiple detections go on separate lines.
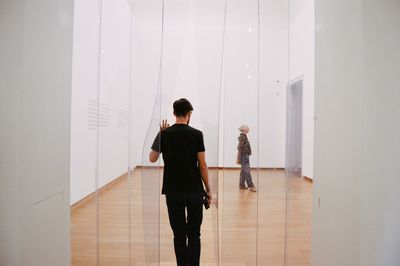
239, 124, 249, 133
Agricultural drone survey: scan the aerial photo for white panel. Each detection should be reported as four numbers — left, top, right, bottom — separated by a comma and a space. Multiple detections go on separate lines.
0, 1, 24, 265
313, 0, 363, 265
359, 1, 400, 265
314, 1, 400, 265
0, 0, 73, 265
21, 0, 73, 264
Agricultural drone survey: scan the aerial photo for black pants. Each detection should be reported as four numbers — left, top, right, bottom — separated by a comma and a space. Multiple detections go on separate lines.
166, 193, 203, 266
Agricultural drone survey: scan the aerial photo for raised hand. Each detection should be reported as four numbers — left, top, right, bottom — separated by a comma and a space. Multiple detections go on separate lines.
160, 119, 169, 131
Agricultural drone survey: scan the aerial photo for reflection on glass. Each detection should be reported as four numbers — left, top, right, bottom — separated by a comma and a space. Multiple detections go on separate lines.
220, 0, 259, 264
256, 0, 289, 265
70, 0, 103, 264
96, 0, 132, 264
68, 0, 312, 264
153, 0, 223, 264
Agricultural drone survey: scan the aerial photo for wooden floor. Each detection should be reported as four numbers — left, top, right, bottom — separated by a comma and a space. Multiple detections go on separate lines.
71, 169, 312, 266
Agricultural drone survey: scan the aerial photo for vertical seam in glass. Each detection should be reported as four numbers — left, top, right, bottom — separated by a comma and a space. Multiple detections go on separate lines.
217, 0, 228, 264
300, 80, 303, 177
128, 0, 134, 264
158, 0, 165, 264
284, 0, 290, 265
256, 0, 261, 265
94, 0, 103, 264
138, 0, 164, 264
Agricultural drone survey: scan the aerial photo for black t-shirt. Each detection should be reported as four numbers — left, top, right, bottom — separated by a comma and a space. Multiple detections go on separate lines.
151, 124, 205, 194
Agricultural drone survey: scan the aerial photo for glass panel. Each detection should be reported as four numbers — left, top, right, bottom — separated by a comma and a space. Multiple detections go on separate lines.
187, 0, 224, 264
285, 0, 314, 264
221, 0, 259, 265
285, 79, 313, 266
158, 0, 223, 264
70, 0, 103, 264
130, 0, 163, 264
69, 1, 299, 265
138, 92, 162, 265
96, 0, 132, 264
257, 0, 289, 265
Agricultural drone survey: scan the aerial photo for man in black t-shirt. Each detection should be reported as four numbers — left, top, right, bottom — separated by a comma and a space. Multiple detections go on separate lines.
149, 98, 211, 266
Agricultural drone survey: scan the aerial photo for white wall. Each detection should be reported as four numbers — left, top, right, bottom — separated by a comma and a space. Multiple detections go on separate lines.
70, 0, 100, 205
70, 0, 132, 205
289, 0, 315, 179
259, 0, 289, 169
71, 0, 314, 204
313, 0, 400, 265
0, 0, 74, 265
131, 0, 163, 168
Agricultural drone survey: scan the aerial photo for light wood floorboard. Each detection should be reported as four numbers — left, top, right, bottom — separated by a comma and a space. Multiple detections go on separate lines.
71, 169, 312, 265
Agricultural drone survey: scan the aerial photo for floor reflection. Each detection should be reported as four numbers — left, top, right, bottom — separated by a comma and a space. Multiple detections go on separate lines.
71, 169, 312, 265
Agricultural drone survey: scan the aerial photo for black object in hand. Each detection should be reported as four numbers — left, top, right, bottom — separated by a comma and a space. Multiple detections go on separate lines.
203, 190, 210, 210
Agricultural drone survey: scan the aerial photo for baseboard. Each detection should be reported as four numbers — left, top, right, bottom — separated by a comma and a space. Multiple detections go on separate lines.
210, 167, 285, 171
71, 172, 128, 211
303, 175, 313, 183
71, 167, 288, 210
135, 165, 163, 170
135, 165, 285, 171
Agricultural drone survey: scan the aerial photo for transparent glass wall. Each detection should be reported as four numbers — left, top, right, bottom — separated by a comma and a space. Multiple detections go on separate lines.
257, 0, 289, 265
219, 0, 292, 265
220, 0, 259, 264
156, 0, 223, 264
97, 0, 132, 265
130, 0, 162, 264
70, 0, 102, 264
71, 0, 133, 265
70, 0, 314, 265
131, 0, 223, 264
285, 0, 314, 264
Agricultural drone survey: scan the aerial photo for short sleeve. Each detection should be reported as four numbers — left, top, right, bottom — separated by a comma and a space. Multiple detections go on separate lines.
197, 132, 205, 152
151, 132, 161, 153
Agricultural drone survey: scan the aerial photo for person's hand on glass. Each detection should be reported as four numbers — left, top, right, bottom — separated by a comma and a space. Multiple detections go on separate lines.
160, 119, 169, 131
207, 190, 212, 203
205, 185, 212, 202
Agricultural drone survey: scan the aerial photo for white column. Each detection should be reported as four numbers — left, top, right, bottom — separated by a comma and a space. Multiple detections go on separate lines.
313, 0, 363, 265
313, 0, 400, 265
0, 0, 74, 265
359, 1, 400, 265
